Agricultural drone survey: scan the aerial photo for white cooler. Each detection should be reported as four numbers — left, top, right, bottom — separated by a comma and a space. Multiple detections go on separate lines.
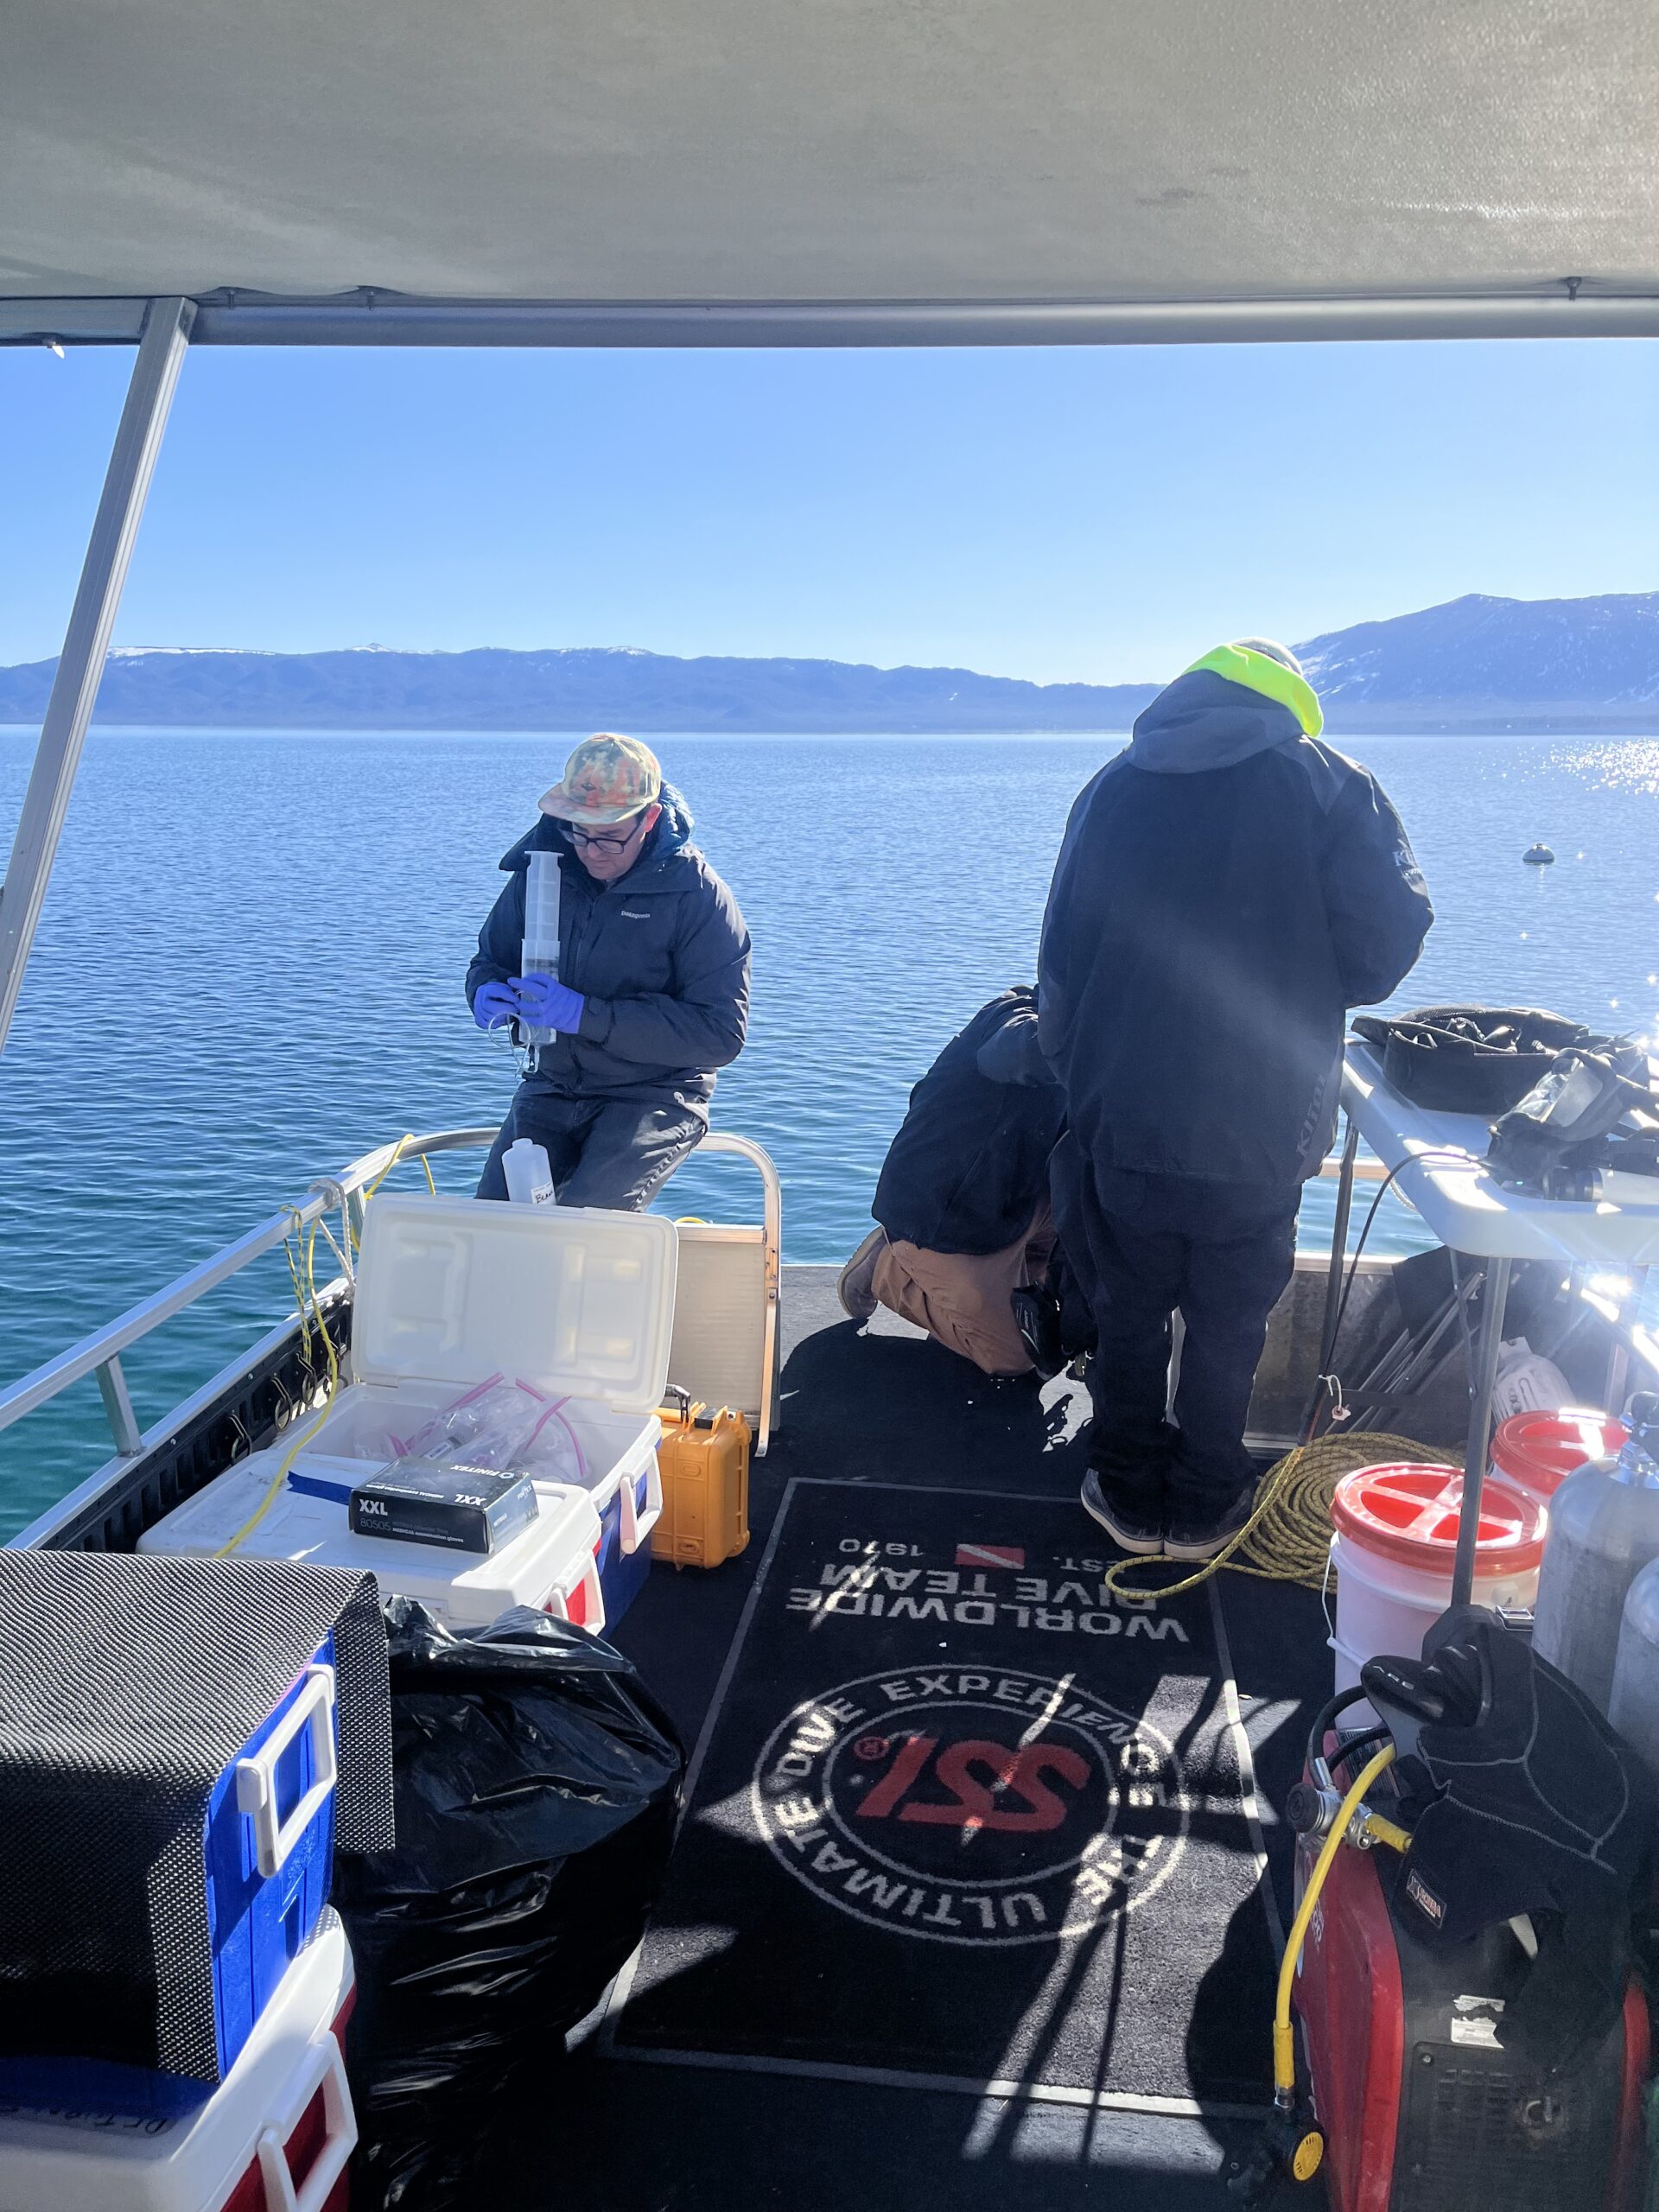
142, 1197, 677, 1632
0, 1911, 356, 2212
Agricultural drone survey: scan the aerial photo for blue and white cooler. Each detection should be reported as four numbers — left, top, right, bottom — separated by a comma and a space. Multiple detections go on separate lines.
142, 1197, 675, 1636
0, 1552, 392, 2134
0, 1909, 359, 2212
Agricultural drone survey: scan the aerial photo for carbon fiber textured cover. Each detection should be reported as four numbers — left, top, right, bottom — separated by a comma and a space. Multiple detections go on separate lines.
0, 1552, 392, 2080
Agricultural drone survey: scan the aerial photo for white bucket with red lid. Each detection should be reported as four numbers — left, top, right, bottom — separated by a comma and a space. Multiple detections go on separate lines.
1328, 1461, 1547, 1693
1491, 1407, 1627, 1507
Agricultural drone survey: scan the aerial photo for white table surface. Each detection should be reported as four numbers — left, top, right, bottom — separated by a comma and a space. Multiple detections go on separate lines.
1341, 1044, 1659, 1271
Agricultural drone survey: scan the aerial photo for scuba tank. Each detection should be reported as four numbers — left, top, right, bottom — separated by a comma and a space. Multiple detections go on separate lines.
1606, 1415, 1659, 1772
1532, 1392, 1659, 1714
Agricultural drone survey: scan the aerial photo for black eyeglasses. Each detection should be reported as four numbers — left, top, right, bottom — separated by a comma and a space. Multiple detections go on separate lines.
569, 815, 645, 852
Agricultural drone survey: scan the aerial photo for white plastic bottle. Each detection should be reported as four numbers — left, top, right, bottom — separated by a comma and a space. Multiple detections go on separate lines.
502, 1138, 556, 1207
1533, 1393, 1659, 1715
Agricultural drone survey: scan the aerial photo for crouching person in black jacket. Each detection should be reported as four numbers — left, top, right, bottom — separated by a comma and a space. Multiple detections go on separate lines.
467, 734, 751, 1211
837, 988, 1066, 1376
1039, 641, 1433, 1560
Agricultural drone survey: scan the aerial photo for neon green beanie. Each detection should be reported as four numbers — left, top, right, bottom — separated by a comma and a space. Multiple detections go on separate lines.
1183, 641, 1324, 737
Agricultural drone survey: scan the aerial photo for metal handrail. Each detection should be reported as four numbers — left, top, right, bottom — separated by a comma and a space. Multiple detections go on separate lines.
0, 1123, 783, 1459
686, 1131, 784, 1453
0, 1128, 496, 1445
1318, 1154, 1393, 1185
7, 1115, 1368, 1459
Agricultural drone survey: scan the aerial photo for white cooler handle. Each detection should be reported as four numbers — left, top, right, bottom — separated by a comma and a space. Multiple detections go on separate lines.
619, 1455, 664, 1554
544, 1550, 607, 1634
255, 2029, 358, 2212
236, 1665, 338, 1878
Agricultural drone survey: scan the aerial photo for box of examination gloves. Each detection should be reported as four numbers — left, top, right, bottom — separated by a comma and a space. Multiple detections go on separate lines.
349, 1461, 538, 1554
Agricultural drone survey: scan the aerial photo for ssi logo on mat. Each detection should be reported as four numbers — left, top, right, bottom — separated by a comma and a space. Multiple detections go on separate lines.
751, 1667, 1188, 1946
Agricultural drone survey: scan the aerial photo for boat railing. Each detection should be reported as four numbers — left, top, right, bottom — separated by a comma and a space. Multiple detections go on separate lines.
0, 1123, 783, 1482
4, 1118, 1649, 1554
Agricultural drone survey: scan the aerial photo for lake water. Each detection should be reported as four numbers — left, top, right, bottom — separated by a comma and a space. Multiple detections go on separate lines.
2, 727, 1657, 1535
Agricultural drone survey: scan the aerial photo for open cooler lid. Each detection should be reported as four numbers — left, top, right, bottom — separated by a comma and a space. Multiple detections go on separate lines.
353, 1196, 677, 1414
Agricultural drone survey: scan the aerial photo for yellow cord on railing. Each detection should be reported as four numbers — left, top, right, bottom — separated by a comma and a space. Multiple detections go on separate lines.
349, 1134, 438, 1254
1272, 1745, 1399, 2101
216, 1137, 443, 1554
213, 1210, 340, 1557
364, 1134, 438, 1204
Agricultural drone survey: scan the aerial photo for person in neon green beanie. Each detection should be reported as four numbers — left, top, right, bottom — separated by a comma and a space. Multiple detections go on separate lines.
1038, 637, 1433, 1560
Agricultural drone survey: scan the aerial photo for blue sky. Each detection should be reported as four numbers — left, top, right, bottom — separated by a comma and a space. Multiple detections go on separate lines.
3, 338, 1656, 684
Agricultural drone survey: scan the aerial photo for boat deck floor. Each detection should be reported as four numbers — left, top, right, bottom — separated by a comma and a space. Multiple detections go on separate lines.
483, 1267, 1332, 2208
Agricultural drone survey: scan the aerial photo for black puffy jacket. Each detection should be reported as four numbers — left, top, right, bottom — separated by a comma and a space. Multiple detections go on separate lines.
874, 989, 1065, 1254
465, 787, 750, 1115
1039, 672, 1433, 1187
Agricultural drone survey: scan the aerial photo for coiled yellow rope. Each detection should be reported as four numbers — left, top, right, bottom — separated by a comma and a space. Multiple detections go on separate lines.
1102, 1429, 1459, 1602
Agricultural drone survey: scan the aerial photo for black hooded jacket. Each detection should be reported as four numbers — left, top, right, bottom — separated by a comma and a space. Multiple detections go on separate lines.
874, 989, 1065, 1254
465, 785, 750, 1115
1039, 671, 1433, 1187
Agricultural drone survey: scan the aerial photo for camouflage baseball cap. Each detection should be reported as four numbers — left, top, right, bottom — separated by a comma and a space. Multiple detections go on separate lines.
537, 734, 664, 824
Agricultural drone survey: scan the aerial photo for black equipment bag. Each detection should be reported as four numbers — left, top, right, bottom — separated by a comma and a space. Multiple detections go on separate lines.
1012, 1239, 1096, 1379
1485, 1035, 1658, 1193
1372, 1607, 1655, 2067
1351, 1006, 1589, 1115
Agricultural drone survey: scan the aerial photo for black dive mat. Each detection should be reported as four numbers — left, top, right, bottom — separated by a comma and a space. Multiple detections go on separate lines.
613, 1480, 1277, 2109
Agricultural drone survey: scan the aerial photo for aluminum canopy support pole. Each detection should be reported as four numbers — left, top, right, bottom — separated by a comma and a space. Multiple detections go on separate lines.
1319, 1116, 1362, 1374
0, 296, 193, 1057
1451, 1252, 1512, 1608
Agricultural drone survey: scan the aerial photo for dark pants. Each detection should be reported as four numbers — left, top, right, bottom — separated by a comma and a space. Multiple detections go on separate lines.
1052, 1136, 1300, 1522
476, 1082, 704, 1211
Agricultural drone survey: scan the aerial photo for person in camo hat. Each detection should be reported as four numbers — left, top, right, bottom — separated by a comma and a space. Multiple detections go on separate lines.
467, 734, 751, 1210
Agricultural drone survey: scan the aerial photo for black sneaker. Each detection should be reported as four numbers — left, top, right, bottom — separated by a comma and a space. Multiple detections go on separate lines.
1163, 1487, 1256, 1562
1080, 1469, 1164, 1555
836, 1226, 887, 1320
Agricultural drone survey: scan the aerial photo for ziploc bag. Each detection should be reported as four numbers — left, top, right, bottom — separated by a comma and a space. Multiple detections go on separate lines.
390, 1376, 592, 1486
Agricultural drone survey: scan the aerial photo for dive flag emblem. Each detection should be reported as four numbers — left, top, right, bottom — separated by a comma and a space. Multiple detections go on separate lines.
954, 1543, 1025, 1571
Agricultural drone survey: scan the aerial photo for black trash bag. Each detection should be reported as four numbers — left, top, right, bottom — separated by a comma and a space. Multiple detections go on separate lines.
333, 1598, 683, 2210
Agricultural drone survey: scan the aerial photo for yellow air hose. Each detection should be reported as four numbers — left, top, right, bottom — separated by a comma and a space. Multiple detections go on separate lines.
1090, 1420, 1446, 2158
1273, 1744, 1400, 2102
1102, 1430, 1459, 1603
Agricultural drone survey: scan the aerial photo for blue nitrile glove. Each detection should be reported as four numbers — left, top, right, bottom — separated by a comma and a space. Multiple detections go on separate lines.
473, 981, 520, 1031
512, 974, 587, 1033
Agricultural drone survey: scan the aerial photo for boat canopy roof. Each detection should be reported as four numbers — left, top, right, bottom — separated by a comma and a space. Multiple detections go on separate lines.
3, 0, 1658, 346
